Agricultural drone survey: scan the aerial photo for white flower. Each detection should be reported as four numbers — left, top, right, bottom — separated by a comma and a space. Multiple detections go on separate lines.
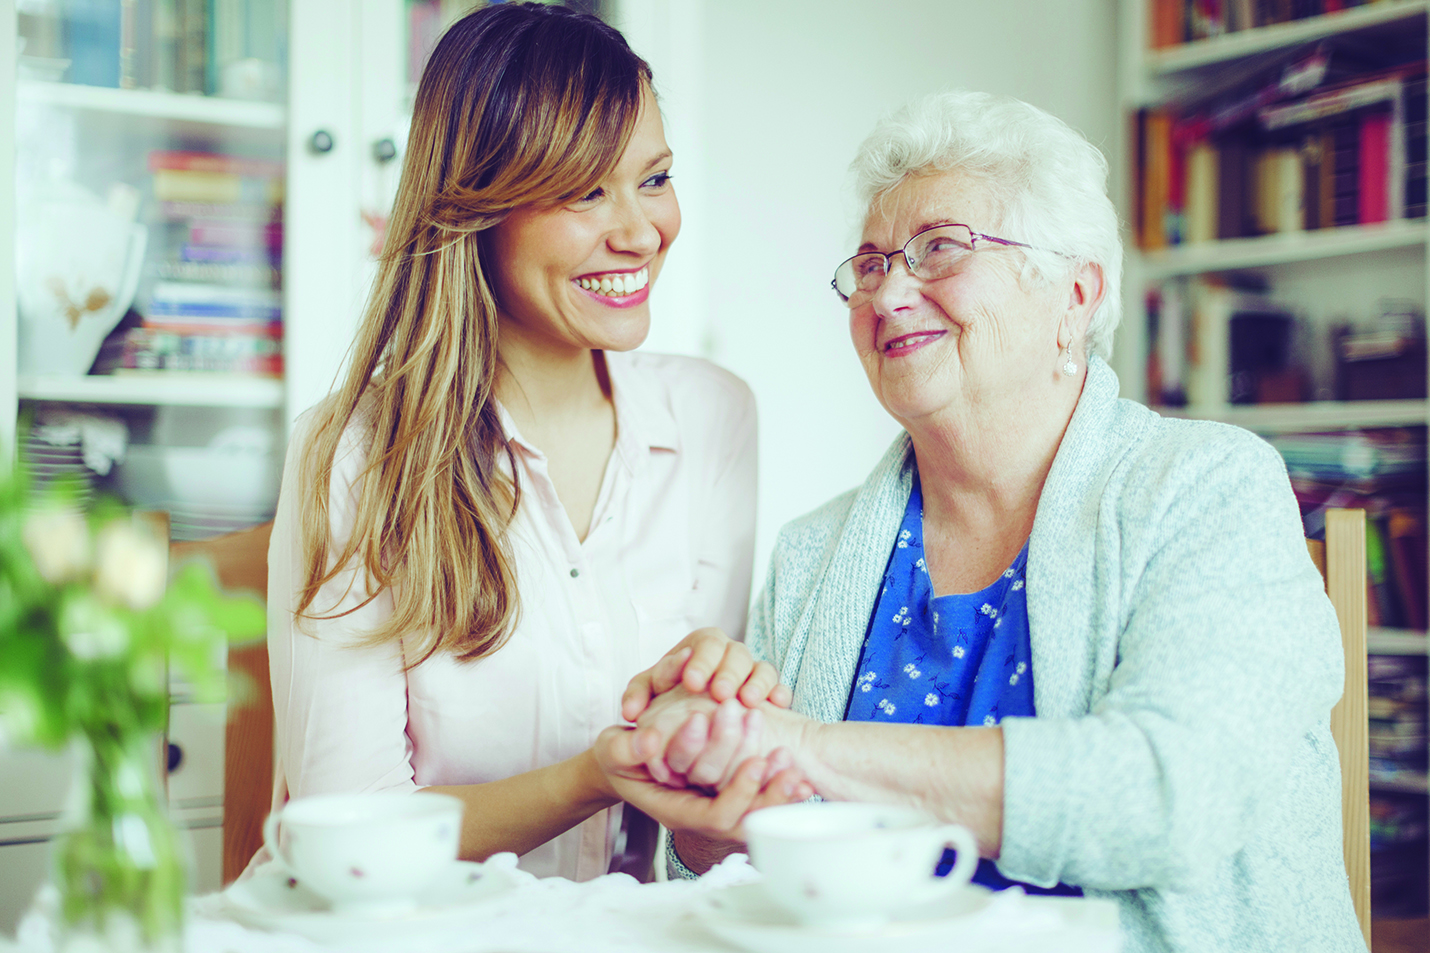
860, 683, 872, 692
979, 603, 996, 617
0, 687, 42, 748
1012, 579, 1024, 590
893, 606, 908, 623
60, 595, 130, 660
908, 668, 921, 679
861, 671, 877, 683
1003, 568, 1015, 578
1009, 673, 1019, 685
924, 693, 938, 707
1016, 662, 1027, 674
22, 506, 91, 584
95, 521, 167, 610
983, 714, 996, 726
952, 645, 965, 659
877, 700, 896, 716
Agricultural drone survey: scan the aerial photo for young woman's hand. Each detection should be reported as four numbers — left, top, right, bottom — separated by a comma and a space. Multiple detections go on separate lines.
621, 628, 793, 722
592, 724, 811, 842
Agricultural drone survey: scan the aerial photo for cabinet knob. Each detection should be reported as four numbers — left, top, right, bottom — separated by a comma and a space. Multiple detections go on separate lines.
309, 130, 335, 154
167, 743, 183, 773
373, 138, 398, 164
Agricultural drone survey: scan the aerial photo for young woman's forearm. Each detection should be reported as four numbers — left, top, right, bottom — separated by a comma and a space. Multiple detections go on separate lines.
427, 748, 620, 861
760, 705, 1006, 857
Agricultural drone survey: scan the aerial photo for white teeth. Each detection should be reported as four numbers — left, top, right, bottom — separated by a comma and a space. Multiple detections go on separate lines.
577, 267, 650, 297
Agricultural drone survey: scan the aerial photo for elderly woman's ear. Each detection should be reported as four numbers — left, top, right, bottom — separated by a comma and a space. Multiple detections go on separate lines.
1065, 260, 1106, 341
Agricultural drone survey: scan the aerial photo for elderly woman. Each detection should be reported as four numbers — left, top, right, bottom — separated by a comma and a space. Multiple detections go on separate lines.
602, 90, 1364, 952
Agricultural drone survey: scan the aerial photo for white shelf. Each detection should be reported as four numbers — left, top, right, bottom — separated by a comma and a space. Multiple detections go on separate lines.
1147, 0, 1429, 75
1155, 399, 1428, 431
1139, 220, 1430, 280
1369, 628, 1430, 655
16, 80, 285, 130
17, 374, 285, 408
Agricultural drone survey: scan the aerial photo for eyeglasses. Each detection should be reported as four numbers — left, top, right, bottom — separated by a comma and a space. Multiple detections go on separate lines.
831, 223, 1050, 305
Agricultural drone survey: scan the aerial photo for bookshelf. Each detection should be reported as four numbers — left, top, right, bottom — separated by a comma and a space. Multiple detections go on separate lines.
15, 374, 285, 409
1149, 0, 1430, 74
1120, 0, 1430, 917
16, 79, 286, 129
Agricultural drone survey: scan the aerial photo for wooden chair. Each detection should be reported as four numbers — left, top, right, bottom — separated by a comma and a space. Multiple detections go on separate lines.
170, 520, 275, 885
1306, 508, 1372, 948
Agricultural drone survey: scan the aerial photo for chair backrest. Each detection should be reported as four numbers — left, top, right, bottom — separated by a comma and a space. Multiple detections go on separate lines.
170, 520, 274, 885
1306, 508, 1371, 947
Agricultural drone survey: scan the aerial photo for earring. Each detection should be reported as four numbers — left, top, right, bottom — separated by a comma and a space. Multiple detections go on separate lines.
1060, 344, 1078, 377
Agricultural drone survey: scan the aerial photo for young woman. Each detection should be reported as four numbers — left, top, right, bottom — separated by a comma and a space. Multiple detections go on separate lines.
265, 3, 800, 882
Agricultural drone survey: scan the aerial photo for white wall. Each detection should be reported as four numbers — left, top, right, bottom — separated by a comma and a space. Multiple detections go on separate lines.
620, 0, 1120, 593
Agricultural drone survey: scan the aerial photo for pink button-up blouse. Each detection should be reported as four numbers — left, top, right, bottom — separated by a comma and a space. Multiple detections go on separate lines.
265, 351, 757, 881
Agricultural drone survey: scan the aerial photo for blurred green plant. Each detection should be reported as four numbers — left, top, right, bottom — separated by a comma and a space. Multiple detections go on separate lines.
0, 453, 265, 951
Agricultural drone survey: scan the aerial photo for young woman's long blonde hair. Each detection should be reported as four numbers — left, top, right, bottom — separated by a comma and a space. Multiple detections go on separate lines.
297, 4, 651, 666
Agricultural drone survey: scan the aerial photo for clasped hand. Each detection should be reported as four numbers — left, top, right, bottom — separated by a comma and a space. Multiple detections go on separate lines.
593, 629, 811, 843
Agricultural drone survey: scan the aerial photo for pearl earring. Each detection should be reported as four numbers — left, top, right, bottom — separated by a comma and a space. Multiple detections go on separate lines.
1061, 345, 1078, 377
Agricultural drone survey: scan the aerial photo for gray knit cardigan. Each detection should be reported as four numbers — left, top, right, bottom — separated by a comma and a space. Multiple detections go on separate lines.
746, 356, 1366, 953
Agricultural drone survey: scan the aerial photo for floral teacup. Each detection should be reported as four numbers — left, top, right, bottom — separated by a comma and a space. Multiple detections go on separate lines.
742, 802, 979, 930
262, 792, 463, 914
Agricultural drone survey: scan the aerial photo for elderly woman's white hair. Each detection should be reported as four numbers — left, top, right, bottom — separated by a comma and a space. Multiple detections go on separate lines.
851, 89, 1124, 360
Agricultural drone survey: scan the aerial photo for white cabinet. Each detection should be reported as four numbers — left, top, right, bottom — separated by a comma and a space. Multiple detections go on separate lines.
1, 0, 407, 930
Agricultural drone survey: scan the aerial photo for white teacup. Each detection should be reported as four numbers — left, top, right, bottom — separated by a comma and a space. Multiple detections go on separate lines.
261, 792, 463, 915
742, 802, 979, 930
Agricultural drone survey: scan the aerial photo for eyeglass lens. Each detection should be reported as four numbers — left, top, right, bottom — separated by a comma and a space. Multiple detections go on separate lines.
834, 224, 976, 302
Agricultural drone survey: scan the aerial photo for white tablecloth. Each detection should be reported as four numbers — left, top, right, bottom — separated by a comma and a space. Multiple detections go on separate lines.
10, 854, 1121, 953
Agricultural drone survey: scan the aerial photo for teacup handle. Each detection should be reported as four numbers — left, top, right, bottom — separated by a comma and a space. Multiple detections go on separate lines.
261, 810, 292, 870
912, 824, 980, 904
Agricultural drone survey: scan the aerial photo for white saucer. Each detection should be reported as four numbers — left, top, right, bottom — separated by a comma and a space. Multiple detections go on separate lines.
693, 881, 998, 953
218, 859, 519, 943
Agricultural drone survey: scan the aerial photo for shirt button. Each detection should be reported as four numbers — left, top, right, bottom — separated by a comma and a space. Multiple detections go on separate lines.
570, 568, 579, 578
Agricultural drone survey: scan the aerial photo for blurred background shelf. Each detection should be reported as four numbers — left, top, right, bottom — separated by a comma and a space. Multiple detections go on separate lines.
17, 374, 285, 408
1141, 222, 1430, 280
1148, 0, 1429, 74
1371, 628, 1430, 655
16, 80, 285, 129
1156, 400, 1429, 431
1373, 773, 1430, 794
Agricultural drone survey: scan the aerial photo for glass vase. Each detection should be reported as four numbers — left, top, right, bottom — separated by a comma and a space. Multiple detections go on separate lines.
53, 730, 185, 953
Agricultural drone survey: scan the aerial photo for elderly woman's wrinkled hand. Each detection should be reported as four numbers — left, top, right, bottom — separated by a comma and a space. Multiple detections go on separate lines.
633, 685, 777, 791
593, 723, 810, 841
621, 628, 793, 723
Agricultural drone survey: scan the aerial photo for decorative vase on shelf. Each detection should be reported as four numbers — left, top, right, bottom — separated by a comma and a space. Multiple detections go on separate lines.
15, 179, 147, 378
52, 730, 184, 953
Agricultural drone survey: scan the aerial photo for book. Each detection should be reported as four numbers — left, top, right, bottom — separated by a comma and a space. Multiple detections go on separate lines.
1359, 110, 1392, 223
1386, 508, 1428, 630
65, 0, 122, 87
1142, 110, 1174, 248
1366, 515, 1396, 627
1186, 142, 1220, 242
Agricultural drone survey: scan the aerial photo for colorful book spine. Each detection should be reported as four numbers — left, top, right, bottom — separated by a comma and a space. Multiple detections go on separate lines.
1360, 110, 1392, 223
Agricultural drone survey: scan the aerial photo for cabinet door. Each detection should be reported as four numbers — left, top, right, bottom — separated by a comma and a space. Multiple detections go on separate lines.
284, 0, 405, 427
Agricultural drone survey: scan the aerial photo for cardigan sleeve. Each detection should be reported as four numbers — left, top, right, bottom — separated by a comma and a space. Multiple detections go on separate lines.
996, 431, 1344, 892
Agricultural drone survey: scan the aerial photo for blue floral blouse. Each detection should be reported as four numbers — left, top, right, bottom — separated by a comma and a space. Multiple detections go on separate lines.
844, 477, 1080, 896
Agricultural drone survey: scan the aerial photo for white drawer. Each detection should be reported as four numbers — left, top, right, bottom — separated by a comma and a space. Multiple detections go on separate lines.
0, 748, 74, 823
166, 703, 226, 808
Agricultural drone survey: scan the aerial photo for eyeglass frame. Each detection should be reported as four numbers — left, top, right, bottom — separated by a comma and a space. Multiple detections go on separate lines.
829, 223, 1068, 304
